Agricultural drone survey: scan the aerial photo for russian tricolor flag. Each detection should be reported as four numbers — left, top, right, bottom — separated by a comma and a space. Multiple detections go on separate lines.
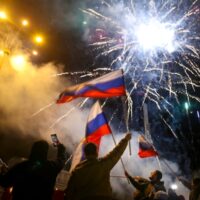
138, 135, 158, 158
70, 101, 111, 171
86, 101, 111, 146
57, 70, 125, 103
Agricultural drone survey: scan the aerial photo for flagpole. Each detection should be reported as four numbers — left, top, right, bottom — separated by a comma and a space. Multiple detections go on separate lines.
160, 157, 178, 179
110, 132, 126, 171
143, 103, 162, 171
122, 67, 132, 156
143, 136, 179, 180
150, 136, 181, 179
125, 116, 132, 156
110, 132, 131, 184
122, 94, 132, 155
156, 156, 162, 172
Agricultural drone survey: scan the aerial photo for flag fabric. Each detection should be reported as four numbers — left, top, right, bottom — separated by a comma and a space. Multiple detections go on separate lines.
138, 135, 158, 158
57, 70, 126, 103
86, 101, 111, 146
70, 101, 111, 171
69, 139, 86, 172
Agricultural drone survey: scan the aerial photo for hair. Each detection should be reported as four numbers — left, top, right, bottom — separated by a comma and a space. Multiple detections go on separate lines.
154, 170, 162, 180
29, 140, 49, 162
84, 142, 97, 157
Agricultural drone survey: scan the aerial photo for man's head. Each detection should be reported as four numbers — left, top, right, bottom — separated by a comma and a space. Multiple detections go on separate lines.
29, 140, 49, 162
149, 170, 162, 182
84, 142, 98, 158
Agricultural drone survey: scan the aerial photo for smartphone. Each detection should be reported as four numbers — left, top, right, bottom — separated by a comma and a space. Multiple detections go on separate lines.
51, 134, 60, 147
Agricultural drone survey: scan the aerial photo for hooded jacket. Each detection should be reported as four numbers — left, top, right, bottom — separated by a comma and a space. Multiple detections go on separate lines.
0, 140, 65, 200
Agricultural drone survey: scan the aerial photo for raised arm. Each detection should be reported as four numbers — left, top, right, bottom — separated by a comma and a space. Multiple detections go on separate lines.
101, 133, 131, 170
125, 170, 147, 191
51, 143, 66, 172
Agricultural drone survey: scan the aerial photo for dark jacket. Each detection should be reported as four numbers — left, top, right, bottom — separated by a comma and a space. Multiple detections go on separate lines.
127, 176, 166, 200
189, 185, 200, 200
0, 141, 65, 200
65, 136, 130, 200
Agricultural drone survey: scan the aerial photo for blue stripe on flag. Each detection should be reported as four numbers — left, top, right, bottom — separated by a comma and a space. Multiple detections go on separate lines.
77, 76, 124, 95
86, 113, 108, 136
63, 76, 124, 96
139, 142, 153, 150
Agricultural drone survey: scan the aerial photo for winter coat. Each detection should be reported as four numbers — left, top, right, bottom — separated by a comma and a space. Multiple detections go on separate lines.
127, 176, 166, 200
65, 136, 129, 200
190, 185, 200, 200
0, 142, 65, 200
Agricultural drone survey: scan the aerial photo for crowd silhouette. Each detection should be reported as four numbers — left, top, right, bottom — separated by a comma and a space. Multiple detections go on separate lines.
0, 136, 199, 200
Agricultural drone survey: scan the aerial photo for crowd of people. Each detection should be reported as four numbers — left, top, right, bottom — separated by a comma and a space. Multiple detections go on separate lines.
0, 134, 199, 200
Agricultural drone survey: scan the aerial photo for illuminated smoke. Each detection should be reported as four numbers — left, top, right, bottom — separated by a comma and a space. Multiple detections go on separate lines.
0, 26, 88, 157
81, 0, 200, 126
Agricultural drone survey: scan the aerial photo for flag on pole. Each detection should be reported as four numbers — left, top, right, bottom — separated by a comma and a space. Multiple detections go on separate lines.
57, 70, 125, 103
138, 135, 158, 158
86, 101, 111, 146
70, 101, 111, 171
70, 139, 86, 172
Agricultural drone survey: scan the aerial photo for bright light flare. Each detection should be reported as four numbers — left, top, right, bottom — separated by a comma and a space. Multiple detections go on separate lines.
184, 102, 190, 110
135, 20, 175, 52
0, 11, 7, 20
10, 55, 26, 71
32, 50, 38, 56
0, 50, 4, 56
21, 19, 29, 27
34, 35, 44, 44
170, 183, 178, 190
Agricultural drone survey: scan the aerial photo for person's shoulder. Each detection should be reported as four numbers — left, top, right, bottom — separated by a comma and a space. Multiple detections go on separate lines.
7, 160, 30, 174
12, 160, 29, 168
155, 181, 166, 191
76, 159, 95, 168
73, 159, 99, 173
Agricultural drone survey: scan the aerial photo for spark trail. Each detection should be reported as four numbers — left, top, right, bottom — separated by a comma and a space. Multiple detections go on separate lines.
78, 0, 200, 134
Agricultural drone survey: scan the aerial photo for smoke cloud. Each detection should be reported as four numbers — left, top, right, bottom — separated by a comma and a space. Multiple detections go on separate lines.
0, 27, 88, 159
0, 25, 189, 199
99, 133, 190, 199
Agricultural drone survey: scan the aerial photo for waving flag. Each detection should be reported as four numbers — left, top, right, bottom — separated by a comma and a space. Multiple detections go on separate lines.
70, 101, 111, 171
57, 70, 125, 103
70, 139, 86, 172
86, 101, 111, 146
138, 135, 158, 158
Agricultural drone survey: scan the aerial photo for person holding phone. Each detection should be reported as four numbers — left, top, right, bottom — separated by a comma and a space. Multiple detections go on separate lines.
0, 137, 66, 200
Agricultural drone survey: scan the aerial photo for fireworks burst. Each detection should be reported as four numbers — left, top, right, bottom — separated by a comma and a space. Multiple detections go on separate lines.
79, 0, 200, 131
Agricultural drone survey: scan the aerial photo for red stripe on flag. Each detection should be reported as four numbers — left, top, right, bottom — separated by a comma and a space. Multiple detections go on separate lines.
138, 149, 158, 158
86, 124, 111, 145
57, 86, 125, 104
57, 95, 76, 104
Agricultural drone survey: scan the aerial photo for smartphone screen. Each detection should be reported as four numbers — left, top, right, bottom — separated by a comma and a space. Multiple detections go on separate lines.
51, 134, 60, 147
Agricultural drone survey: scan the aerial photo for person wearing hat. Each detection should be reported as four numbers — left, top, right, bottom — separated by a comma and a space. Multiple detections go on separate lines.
125, 170, 166, 200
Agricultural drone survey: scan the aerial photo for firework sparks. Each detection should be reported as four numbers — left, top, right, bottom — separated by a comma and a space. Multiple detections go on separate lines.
80, 0, 200, 132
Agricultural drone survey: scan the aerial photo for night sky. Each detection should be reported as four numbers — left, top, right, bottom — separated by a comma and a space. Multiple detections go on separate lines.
0, 0, 200, 177
1, 1, 200, 198
1, 0, 93, 70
